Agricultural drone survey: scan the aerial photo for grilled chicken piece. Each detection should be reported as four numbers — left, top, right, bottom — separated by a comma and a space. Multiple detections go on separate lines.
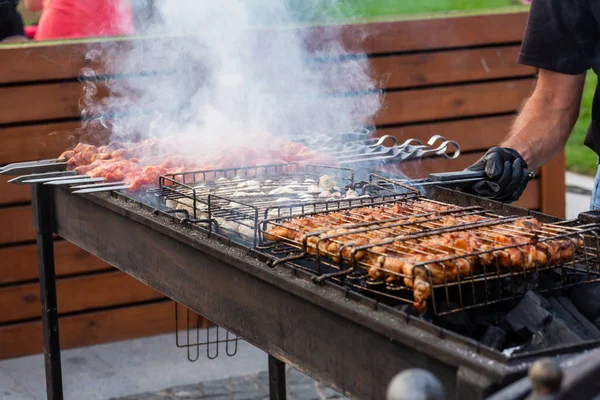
59, 149, 76, 160
264, 206, 586, 313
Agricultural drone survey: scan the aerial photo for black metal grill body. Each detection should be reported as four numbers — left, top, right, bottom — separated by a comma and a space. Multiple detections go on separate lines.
31, 183, 600, 400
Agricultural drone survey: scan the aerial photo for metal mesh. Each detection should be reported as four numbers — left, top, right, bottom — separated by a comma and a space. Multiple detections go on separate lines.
154, 163, 404, 245
257, 197, 600, 315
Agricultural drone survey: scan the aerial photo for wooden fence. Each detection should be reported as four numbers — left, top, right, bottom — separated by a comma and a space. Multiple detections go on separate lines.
0, 11, 561, 359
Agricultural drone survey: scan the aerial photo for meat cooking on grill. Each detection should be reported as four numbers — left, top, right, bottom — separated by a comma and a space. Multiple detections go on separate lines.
264, 201, 584, 312
58, 138, 337, 191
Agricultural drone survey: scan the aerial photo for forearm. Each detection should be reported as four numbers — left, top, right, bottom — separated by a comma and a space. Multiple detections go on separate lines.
502, 71, 585, 169
503, 95, 578, 169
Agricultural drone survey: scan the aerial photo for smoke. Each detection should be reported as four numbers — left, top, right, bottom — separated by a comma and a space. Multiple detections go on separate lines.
82, 0, 381, 162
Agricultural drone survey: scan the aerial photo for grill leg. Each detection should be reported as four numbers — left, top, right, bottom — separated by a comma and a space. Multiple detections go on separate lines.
268, 355, 287, 400
31, 184, 63, 400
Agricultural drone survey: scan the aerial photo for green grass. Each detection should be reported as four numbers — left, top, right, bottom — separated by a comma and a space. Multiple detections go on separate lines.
289, 0, 518, 21
566, 72, 598, 175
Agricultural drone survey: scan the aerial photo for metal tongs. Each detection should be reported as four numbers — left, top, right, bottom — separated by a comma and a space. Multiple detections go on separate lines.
401, 169, 536, 189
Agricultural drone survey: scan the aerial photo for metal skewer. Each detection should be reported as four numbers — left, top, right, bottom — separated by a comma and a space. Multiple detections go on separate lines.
8, 171, 78, 184
44, 177, 106, 186
0, 158, 63, 171
70, 181, 128, 190
21, 175, 94, 184
72, 185, 131, 194
0, 161, 68, 176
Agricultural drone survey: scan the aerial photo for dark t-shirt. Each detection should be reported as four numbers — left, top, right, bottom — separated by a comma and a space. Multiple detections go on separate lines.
0, 0, 24, 41
518, 0, 600, 155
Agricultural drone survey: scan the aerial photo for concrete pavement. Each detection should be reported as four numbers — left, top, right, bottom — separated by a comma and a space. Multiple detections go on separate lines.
0, 329, 346, 400
566, 171, 593, 219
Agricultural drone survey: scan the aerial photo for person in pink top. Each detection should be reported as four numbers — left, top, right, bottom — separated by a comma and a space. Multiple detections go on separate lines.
24, 0, 134, 40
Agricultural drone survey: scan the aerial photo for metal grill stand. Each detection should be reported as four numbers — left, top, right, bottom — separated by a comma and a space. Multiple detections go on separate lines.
269, 355, 287, 400
12, 174, 600, 400
31, 183, 63, 400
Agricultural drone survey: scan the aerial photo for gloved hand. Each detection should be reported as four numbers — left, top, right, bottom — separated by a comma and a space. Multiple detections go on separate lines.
464, 147, 530, 202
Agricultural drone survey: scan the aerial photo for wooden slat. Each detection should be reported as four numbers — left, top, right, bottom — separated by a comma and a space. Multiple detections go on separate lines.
0, 121, 81, 165
0, 39, 179, 85
320, 45, 533, 92
515, 180, 540, 210
374, 79, 534, 126
1, 45, 534, 98
0, 43, 92, 84
0, 179, 30, 205
0, 240, 110, 285
0, 300, 175, 359
0, 79, 534, 126
0, 205, 33, 245
306, 12, 529, 55
0, 12, 529, 84
0, 270, 164, 323
540, 151, 566, 218
376, 115, 515, 153
365, 46, 533, 90
0, 82, 86, 125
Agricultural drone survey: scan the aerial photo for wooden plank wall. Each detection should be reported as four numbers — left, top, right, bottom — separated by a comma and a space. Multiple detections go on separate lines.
0, 12, 562, 359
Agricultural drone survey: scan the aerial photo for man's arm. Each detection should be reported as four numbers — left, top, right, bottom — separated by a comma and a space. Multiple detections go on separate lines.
503, 69, 586, 169
464, 69, 586, 202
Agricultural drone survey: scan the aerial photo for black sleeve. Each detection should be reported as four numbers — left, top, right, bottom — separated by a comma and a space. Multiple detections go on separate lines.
518, 0, 597, 75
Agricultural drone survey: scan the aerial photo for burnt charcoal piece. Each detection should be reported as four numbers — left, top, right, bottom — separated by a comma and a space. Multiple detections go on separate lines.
570, 283, 600, 322
520, 317, 583, 353
435, 302, 477, 338
546, 296, 600, 340
505, 291, 552, 337
481, 325, 506, 350
594, 317, 600, 331
394, 304, 423, 319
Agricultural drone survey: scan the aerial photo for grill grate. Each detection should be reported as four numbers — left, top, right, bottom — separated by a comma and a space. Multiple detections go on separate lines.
153, 163, 404, 246
256, 196, 600, 315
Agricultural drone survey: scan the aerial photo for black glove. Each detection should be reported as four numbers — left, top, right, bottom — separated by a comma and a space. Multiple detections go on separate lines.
464, 147, 529, 202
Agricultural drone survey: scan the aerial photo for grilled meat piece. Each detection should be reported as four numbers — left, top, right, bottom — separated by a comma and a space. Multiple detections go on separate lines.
58, 137, 337, 191
265, 207, 585, 313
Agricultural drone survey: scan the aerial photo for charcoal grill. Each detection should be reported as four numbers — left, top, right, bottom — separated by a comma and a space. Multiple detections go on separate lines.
5, 155, 600, 400
147, 164, 600, 318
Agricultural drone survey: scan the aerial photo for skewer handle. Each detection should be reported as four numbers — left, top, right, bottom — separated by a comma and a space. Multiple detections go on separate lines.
428, 169, 536, 183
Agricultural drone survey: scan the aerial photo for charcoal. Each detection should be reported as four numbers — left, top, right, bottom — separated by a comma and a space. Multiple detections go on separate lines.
594, 316, 600, 331
546, 296, 600, 340
570, 283, 600, 322
395, 304, 422, 319
504, 291, 552, 337
435, 302, 477, 338
519, 317, 583, 353
481, 325, 506, 350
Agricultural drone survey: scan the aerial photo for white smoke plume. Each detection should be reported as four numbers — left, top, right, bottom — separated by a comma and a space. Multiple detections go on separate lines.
81, 0, 381, 162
